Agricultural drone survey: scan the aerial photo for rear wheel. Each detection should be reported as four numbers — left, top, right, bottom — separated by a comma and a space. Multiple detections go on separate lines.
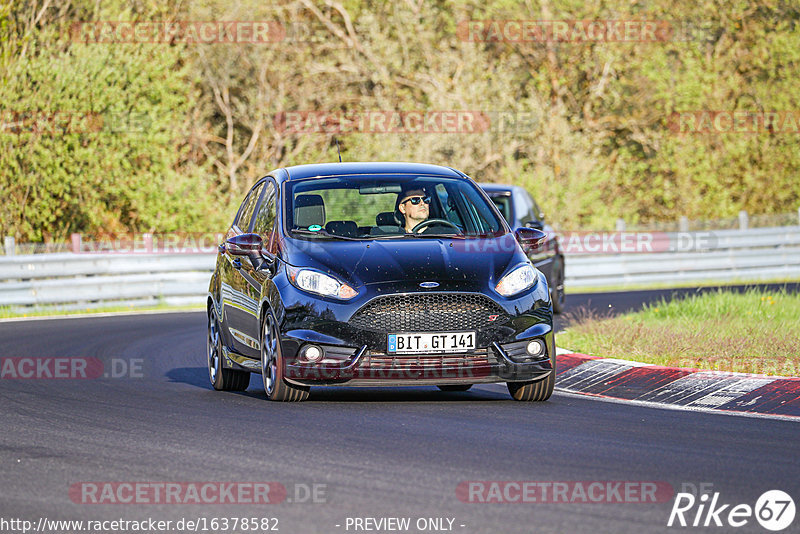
507, 372, 554, 401
207, 306, 250, 391
437, 385, 472, 392
261, 309, 309, 402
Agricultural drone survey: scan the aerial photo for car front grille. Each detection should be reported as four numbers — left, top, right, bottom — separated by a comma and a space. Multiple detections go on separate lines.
349, 292, 507, 333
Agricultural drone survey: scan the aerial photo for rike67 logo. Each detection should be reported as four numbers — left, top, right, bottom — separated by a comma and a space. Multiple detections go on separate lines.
668, 486, 795, 531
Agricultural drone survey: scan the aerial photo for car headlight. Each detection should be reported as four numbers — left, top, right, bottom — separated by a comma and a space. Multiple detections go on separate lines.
495, 263, 539, 297
287, 266, 358, 300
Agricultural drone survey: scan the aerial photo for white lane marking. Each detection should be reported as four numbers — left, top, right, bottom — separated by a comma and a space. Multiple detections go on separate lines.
598, 357, 652, 367
638, 372, 733, 404
472, 384, 800, 421
0, 308, 204, 323
556, 359, 634, 391
638, 371, 777, 406
686, 376, 776, 408
551, 388, 800, 423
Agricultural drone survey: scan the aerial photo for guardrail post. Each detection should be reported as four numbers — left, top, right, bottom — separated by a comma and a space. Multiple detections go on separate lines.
615, 218, 626, 232
71, 233, 82, 253
679, 216, 689, 232
738, 210, 749, 230
4, 236, 14, 256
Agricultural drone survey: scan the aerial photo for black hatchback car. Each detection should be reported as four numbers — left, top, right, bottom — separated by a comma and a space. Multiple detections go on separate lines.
207, 162, 555, 401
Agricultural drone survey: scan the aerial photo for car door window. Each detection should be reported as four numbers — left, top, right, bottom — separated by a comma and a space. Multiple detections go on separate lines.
234, 182, 265, 231
252, 182, 277, 252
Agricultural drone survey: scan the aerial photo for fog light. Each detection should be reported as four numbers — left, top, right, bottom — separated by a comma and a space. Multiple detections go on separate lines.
526, 340, 545, 357
302, 345, 323, 362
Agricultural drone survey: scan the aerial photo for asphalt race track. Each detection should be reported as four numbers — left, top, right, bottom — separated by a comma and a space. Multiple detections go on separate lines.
1, 289, 799, 534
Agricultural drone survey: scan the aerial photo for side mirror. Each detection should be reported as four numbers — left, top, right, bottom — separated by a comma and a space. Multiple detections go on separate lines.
226, 233, 277, 271
515, 227, 546, 247
226, 233, 263, 256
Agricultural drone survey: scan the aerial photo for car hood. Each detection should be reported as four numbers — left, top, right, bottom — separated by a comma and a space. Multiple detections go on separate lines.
281, 235, 524, 290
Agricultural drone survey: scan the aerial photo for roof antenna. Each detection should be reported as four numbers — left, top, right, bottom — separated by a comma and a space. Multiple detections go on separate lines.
335, 138, 342, 163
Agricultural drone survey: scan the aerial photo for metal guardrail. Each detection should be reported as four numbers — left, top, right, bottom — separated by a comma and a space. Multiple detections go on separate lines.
565, 226, 800, 288
0, 253, 215, 309
0, 226, 798, 309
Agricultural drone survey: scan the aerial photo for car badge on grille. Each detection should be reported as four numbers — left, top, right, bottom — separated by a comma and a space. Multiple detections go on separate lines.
419, 282, 439, 288
488, 315, 499, 321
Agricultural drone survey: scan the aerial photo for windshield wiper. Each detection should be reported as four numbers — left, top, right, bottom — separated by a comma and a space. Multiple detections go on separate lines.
408, 232, 467, 239
291, 229, 363, 241
368, 234, 407, 239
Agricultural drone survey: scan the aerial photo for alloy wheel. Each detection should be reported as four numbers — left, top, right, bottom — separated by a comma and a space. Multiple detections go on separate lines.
261, 314, 278, 396
207, 309, 220, 384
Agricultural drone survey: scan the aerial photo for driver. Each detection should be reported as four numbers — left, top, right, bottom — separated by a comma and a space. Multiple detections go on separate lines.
397, 187, 430, 233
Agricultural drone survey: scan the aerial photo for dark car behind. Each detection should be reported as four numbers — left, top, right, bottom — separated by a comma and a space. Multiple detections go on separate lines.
479, 183, 565, 313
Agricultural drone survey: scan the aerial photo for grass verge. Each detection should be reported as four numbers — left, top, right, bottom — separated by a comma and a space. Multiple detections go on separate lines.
558, 288, 800, 376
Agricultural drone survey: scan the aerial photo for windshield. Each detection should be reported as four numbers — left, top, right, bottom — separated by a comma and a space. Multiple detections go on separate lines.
285, 174, 503, 240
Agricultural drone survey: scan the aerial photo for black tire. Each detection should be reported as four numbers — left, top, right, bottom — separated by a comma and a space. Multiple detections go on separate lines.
437, 385, 473, 392
261, 309, 309, 402
550, 257, 566, 314
507, 371, 554, 401
208, 306, 250, 391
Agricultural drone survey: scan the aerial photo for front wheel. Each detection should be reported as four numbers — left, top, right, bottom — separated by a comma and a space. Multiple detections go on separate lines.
261, 309, 309, 402
507, 372, 554, 401
207, 306, 250, 391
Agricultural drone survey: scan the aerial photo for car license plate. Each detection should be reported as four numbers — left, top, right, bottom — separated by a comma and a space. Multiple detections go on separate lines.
387, 332, 476, 354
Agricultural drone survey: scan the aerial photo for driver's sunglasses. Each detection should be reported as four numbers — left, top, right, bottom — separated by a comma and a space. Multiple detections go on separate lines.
403, 196, 431, 206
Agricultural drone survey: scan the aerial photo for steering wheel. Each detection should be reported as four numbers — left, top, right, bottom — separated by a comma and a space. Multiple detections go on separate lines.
411, 218, 460, 234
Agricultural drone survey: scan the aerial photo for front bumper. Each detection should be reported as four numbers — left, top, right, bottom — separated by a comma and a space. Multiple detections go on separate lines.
282, 329, 555, 387
274, 278, 554, 386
